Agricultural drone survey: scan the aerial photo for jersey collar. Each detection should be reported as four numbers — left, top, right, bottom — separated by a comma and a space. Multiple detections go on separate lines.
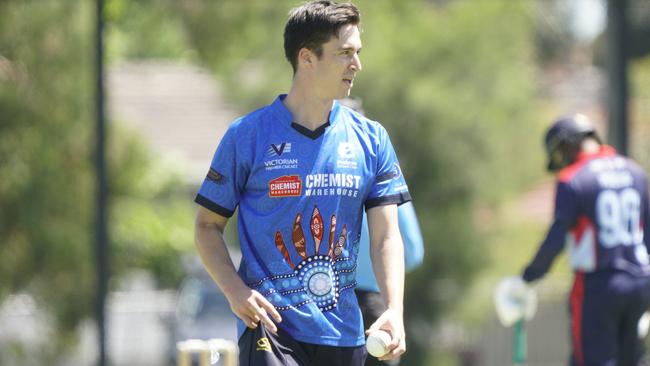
270, 94, 342, 139
574, 144, 617, 163
270, 94, 293, 125
558, 145, 617, 182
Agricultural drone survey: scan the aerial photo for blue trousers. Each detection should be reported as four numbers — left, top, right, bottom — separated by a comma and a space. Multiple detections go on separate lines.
569, 271, 650, 366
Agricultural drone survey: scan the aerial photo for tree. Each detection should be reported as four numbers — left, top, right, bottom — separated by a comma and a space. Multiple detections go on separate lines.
0, 3, 97, 359
0, 1, 194, 363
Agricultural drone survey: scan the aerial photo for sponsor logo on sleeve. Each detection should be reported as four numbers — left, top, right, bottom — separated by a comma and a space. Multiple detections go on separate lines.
206, 168, 227, 185
394, 183, 409, 192
376, 163, 402, 183
269, 175, 302, 197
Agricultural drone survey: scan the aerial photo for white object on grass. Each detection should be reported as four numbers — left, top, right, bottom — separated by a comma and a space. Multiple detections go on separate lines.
366, 329, 391, 358
494, 276, 538, 327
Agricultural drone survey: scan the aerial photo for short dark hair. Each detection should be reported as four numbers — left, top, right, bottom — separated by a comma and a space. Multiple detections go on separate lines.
284, 1, 360, 73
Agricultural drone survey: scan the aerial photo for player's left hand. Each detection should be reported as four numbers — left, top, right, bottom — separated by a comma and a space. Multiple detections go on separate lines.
366, 308, 406, 361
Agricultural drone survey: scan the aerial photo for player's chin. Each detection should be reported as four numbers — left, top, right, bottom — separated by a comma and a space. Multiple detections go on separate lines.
335, 89, 351, 100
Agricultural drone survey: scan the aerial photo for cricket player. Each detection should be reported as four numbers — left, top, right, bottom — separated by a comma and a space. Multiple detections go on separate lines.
193, 1, 410, 365
520, 114, 650, 366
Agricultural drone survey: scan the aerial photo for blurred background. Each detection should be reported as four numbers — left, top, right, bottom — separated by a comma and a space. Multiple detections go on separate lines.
1, 0, 649, 365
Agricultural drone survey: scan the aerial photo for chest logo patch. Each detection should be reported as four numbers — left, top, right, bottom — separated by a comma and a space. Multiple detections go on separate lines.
268, 142, 292, 156
337, 142, 359, 169
337, 142, 355, 159
269, 175, 302, 197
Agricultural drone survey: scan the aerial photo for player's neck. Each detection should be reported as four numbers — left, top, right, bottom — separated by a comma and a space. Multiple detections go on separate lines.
284, 83, 333, 131
581, 139, 601, 154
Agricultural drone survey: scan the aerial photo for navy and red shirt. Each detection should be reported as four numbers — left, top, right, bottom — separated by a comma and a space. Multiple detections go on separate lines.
523, 145, 650, 282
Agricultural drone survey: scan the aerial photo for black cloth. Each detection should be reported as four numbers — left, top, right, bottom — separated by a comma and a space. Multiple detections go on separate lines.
238, 324, 367, 366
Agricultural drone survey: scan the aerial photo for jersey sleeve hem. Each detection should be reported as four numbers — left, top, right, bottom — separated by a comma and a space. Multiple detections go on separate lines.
365, 192, 412, 210
194, 194, 235, 218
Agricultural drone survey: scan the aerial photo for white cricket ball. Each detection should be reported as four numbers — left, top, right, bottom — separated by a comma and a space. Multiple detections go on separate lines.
366, 330, 391, 358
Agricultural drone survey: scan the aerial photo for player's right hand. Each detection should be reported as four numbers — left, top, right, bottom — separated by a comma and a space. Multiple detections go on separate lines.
494, 276, 537, 326
366, 308, 406, 361
226, 282, 282, 333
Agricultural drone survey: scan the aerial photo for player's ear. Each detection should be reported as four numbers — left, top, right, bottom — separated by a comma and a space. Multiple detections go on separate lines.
298, 47, 315, 69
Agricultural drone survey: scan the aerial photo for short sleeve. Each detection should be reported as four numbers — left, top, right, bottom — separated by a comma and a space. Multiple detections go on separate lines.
194, 121, 248, 217
365, 125, 411, 210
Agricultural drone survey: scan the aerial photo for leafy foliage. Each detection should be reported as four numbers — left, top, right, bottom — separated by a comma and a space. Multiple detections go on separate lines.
0, 0, 193, 362
105, 0, 195, 61
0, 1, 96, 359
630, 56, 650, 170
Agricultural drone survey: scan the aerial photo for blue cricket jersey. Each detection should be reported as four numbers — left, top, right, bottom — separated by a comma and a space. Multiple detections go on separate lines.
195, 95, 411, 346
523, 145, 650, 282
